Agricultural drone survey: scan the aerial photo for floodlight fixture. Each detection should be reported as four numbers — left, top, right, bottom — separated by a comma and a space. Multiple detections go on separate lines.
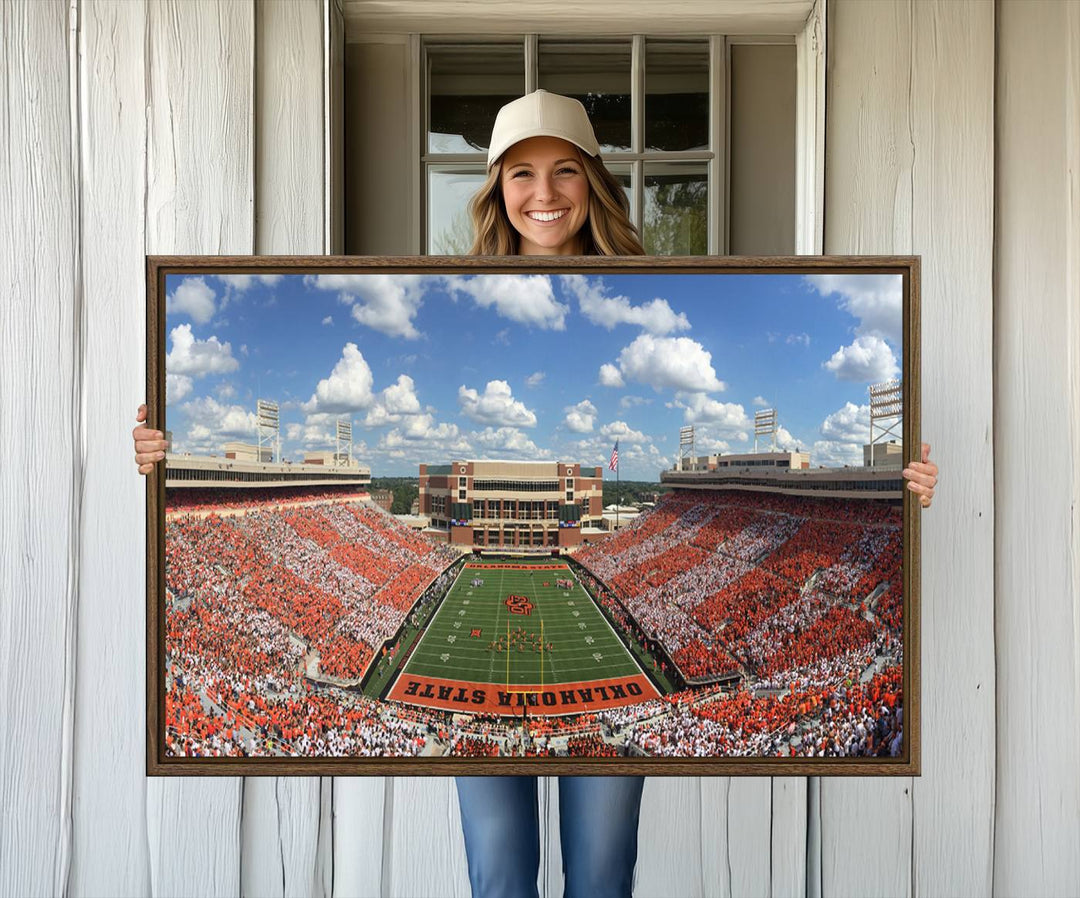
868, 379, 903, 467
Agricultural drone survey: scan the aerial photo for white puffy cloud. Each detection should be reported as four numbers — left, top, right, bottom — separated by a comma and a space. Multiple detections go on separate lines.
379, 374, 421, 415
285, 415, 337, 449
364, 374, 422, 426
321, 316, 333, 326
804, 273, 903, 344
458, 380, 537, 427
693, 434, 732, 454
303, 343, 375, 413
401, 413, 460, 442
599, 420, 648, 443
217, 274, 283, 291
752, 395, 770, 408
820, 402, 871, 444
811, 440, 864, 468
823, 335, 899, 382
214, 383, 236, 400
166, 277, 217, 324
525, 371, 545, 388
786, 332, 810, 347
380, 414, 470, 454
563, 399, 598, 433
445, 274, 568, 330
471, 427, 543, 456
776, 426, 802, 451
598, 363, 625, 388
177, 396, 259, 450
560, 275, 691, 335
566, 431, 669, 476
306, 274, 426, 339
610, 335, 725, 393
673, 393, 751, 431
166, 374, 193, 405
619, 395, 650, 410
166, 324, 240, 377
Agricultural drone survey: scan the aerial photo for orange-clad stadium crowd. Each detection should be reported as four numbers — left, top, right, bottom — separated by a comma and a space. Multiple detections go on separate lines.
166, 486, 369, 512
573, 489, 904, 756
164, 485, 904, 759
164, 489, 458, 757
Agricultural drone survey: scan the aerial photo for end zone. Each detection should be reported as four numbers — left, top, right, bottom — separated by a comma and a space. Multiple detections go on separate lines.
387, 673, 661, 716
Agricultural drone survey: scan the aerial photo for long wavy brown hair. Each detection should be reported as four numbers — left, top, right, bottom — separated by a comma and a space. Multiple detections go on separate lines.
467, 150, 645, 256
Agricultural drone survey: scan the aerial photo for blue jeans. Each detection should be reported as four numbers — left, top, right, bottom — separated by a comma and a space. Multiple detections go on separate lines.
455, 775, 646, 898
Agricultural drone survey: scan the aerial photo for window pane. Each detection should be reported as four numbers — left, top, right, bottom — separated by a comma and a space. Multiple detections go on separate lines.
428, 44, 524, 154
428, 167, 487, 254
538, 41, 632, 153
645, 40, 709, 152
643, 163, 707, 255
604, 163, 634, 217
729, 44, 796, 254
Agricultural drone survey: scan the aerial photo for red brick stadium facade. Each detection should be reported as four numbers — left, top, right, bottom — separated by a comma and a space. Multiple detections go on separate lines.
418, 459, 603, 551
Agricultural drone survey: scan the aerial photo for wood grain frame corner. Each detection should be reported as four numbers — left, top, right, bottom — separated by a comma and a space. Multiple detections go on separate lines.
144, 254, 921, 777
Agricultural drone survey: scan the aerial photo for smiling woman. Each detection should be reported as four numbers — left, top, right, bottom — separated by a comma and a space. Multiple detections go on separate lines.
132, 89, 937, 898
466, 90, 644, 257
500, 137, 591, 255
136, 255, 936, 898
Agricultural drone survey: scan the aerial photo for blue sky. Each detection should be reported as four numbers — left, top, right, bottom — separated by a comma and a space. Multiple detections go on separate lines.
163, 271, 904, 481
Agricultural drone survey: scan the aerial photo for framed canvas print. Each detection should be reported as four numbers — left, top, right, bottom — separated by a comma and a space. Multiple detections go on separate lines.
146, 255, 920, 776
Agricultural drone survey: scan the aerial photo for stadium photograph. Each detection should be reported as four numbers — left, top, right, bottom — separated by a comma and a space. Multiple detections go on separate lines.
151, 260, 916, 773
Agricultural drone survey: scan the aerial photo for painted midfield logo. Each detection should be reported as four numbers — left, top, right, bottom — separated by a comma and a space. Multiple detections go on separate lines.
505, 594, 534, 615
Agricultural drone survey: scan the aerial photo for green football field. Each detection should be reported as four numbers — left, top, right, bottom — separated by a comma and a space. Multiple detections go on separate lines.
401, 561, 644, 687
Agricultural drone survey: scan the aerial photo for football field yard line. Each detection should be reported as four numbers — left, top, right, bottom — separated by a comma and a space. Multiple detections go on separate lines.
408, 564, 474, 672
401, 560, 643, 687
578, 564, 644, 676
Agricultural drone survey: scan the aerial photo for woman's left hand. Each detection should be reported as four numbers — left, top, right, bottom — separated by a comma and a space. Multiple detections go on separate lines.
902, 442, 938, 508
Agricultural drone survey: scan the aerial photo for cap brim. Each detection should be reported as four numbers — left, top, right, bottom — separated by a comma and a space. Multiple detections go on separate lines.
487, 131, 599, 168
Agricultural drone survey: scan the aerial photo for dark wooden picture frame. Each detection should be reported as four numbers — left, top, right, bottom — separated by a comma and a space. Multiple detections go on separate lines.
147, 255, 920, 776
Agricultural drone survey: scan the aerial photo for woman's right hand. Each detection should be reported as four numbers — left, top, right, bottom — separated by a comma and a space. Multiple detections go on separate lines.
133, 403, 169, 475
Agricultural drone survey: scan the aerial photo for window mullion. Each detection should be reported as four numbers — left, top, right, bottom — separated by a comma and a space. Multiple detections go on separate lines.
631, 34, 645, 234
525, 34, 537, 93
709, 34, 726, 256
421, 40, 430, 253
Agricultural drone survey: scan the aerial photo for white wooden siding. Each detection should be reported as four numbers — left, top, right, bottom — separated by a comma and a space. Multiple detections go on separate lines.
143, 1, 252, 892
824, 2, 997, 896
0, 2, 78, 896
244, 4, 330, 898
70, 0, 151, 894
994, 0, 1080, 893
0, 2, 1077, 897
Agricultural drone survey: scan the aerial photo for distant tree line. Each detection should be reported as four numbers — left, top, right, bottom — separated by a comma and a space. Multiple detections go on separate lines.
371, 477, 669, 516
601, 481, 672, 508
371, 477, 419, 516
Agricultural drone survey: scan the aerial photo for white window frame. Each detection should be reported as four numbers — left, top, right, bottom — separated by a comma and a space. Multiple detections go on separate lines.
408, 0, 826, 257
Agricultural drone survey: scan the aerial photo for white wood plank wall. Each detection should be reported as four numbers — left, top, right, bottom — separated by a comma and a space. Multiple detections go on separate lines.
0, 2, 79, 897
994, 1, 1080, 893
823, 3, 997, 896
244, 4, 330, 898
0, 2, 1076, 897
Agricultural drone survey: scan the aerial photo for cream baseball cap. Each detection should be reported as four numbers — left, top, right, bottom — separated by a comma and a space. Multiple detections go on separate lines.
486, 90, 601, 169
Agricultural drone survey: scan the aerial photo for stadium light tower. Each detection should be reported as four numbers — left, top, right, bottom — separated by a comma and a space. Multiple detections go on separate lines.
336, 418, 353, 467
868, 379, 903, 467
678, 426, 695, 471
754, 409, 778, 453
256, 399, 279, 463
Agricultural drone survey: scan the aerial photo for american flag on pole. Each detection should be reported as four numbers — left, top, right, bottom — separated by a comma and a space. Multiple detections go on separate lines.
609, 440, 619, 472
